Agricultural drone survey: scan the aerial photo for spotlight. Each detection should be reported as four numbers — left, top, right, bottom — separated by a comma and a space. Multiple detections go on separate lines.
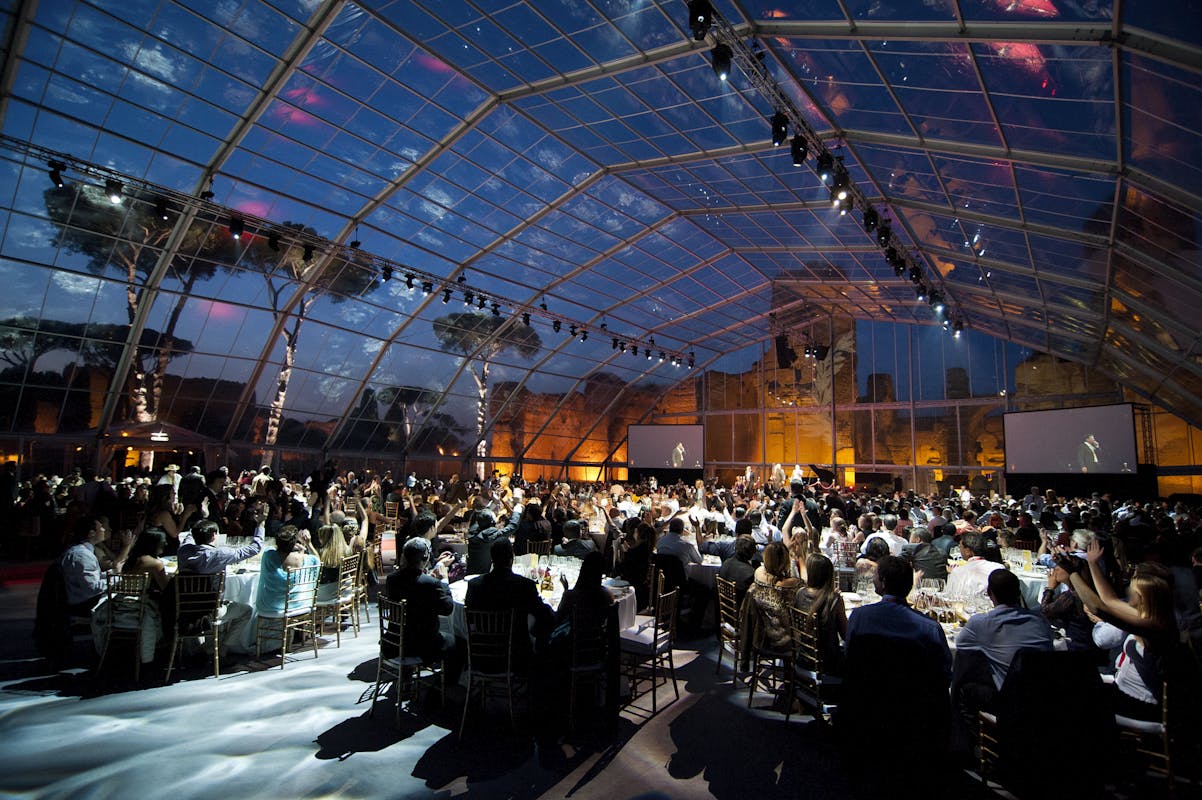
200, 189, 215, 201
600, 322, 608, 331
771, 111, 788, 146
915, 284, 927, 302
477, 295, 486, 310
228, 217, 244, 239
48, 160, 66, 188
381, 265, 393, 282
303, 243, 315, 262
539, 299, 548, 311
930, 292, 945, 315
552, 319, 562, 333
154, 196, 170, 221
105, 179, 123, 204
491, 302, 501, 316
863, 207, 879, 232
612, 338, 619, 351
885, 246, 901, 267
457, 274, 467, 285
876, 222, 892, 247
687, 0, 712, 41
791, 135, 807, 167
646, 349, 653, 361
405, 274, 414, 289
909, 265, 922, 284
268, 231, 281, 252
688, 351, 696, 369
350, 238, 361, 249
659, 351, 666, 362
421, 281, 433, 295
522, 312, 531, 326
711, 43, 732, 81
569, 324, 578, 337
580, 329, 587, 342
816, 152, 833, 184
619, 341, 627, 353
442, 288, 452, 303
464, 290, 474, 306
953, 320, 963, 338
631, 346, 639, 357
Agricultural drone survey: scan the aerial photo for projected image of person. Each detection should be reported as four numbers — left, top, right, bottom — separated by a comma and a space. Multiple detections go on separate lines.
670, 441, 686, 469
1077, 433, 1102, 473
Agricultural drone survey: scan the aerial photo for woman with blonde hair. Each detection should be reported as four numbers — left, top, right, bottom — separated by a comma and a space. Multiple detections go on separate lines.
1070, 540, 1178, 720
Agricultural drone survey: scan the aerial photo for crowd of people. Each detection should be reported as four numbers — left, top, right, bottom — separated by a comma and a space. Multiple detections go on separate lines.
23, 460, 1202, 773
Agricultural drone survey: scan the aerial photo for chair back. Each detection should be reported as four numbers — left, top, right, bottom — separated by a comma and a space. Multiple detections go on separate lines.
383, 501, 400, 526
789, 605, 822, 674
465, 608, 515, 676
716, 576, 740, 632
651, 588, 678, 652
105, 572, 150, 626
377, 594, 405, 658
570, 604, 610, 672
528, 539, 552, 557
334, 552, 361, 599
831, 538, 858, 568
370, 535, 384, 574
283, 564, 320, 615
169, 571, 225, 633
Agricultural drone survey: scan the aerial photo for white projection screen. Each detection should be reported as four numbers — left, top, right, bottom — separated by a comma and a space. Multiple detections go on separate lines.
627, 425, 704, 469
1003, 404, 1137, 474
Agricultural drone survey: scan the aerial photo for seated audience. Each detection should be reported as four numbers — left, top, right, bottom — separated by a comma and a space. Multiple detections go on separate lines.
905, 527, 948, 582
384, 537, 461, 679
61, 516, 133, 615
718, 534, 757, 607
554, 519, 596, 559
464, 538, 554, 671
255, 525, 320, 616
742, 541, 800, 653
466, 507, 517, 576
945, 531, 1005, 599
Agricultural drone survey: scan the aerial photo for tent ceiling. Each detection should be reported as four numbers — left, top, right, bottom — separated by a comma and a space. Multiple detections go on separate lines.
0, 0, 1200, 444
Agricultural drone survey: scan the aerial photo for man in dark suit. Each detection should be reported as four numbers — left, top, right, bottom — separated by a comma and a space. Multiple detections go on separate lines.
905, 527, 948, 582
385, 537, 461, 677
464, 538, 553, 669
1076, 434, 1101, 473
553, 519, 596, 558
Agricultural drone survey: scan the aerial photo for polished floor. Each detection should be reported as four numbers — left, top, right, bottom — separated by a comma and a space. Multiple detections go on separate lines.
0, 567, 987, 800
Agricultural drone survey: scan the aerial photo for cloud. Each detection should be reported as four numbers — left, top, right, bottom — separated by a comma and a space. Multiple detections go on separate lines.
52, 272, 101, 296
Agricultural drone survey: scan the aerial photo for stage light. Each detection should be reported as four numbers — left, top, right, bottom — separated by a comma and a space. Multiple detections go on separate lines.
659, 351, 666, 362
930, 292, 945, 315
645, 348, 652, 361
457, 274, 467, 285
405, 274, 415, 289
863, 207, 879, 232
600, 322, 608, 331
442, 288, 452, 303
580, 329, 587, 342
303, 244, 315, 262
953, 320, 963, 338
522, 312, 531, 326
552, 319, 562, 333
155, 196, 170, 221
268, 231, 280, 252
228, 217, 244, 239
463, 290, 474, 306
711, 43, 732, 81
631, 346, 639, 357
612, 338, 619, 351
381, 265, 392, 282
105, 179, 123, 204
688, 0, 712, 41
491, 302, 501, 317
421, 281, 433, 295
816, 152, 834, 184
619, 342, 627, 353
688, 351, 696, 369
477, 295, 486, 310
909, 265, 922, 284
915, 284, 927, 302
791, 135, 807, 167
539, 299, 548, 311
569, 324, 578, 337
876, 222, 891, 247
48, 160, 66, 188
771, 111, 788, 146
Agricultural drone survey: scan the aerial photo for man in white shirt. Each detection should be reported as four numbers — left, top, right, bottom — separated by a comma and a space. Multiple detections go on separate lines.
945, 531, 1005, 598
861, 513, 907, 556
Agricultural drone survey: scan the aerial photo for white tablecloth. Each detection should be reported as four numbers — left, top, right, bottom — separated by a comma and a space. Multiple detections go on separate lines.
686, 555, 722, 589
443, 567, 636, 640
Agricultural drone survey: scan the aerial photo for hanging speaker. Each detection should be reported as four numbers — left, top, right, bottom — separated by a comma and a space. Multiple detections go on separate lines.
775, 335, 796, 368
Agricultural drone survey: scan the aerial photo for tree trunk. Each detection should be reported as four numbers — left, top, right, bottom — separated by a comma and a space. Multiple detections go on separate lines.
264, 297, 311, 450
149, 271, 198, 418
471, 361, 490, 481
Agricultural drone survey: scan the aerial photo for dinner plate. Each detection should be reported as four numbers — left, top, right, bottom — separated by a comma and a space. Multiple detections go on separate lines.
604, 578, 631, 588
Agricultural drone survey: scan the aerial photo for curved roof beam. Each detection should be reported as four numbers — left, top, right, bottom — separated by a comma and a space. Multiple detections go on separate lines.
92, 0, 347, 440
752, 20, 1202, 75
